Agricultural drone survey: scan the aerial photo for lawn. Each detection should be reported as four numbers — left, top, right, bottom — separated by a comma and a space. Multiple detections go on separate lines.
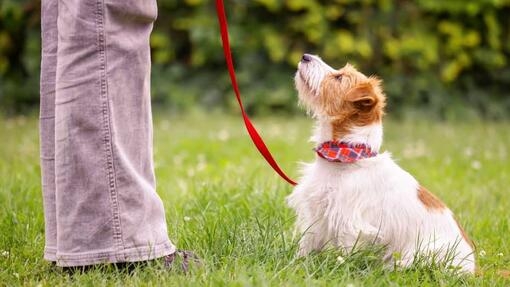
1, 113, 509, 286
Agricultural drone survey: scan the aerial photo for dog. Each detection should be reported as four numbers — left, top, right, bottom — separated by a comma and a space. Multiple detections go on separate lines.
287, 54, 475, 273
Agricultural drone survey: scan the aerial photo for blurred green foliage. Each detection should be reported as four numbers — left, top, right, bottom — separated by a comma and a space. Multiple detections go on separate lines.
1, 0, 510, 118
0, 0, 40, 112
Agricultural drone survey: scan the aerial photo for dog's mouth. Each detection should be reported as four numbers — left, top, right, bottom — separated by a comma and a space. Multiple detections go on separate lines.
296, 56, 335, 98
297, 68, 319, 98
297, 71, 310, 93
298, 70, 306, 83
296, 63, 310, 85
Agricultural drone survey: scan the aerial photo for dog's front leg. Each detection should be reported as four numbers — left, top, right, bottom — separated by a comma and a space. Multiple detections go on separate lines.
296, 218, 329, 257
287, 183, 330, 257
333, 220, 385, 252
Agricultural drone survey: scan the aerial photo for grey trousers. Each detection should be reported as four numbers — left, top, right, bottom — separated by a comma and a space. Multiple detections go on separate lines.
40, 0, 175, 267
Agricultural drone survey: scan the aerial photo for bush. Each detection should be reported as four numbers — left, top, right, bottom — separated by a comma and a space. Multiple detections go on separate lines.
1, 0, 510, 118
0, 0, 40, 113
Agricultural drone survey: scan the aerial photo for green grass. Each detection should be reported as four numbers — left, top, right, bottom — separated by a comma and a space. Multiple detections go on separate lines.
1, 113, 509, 286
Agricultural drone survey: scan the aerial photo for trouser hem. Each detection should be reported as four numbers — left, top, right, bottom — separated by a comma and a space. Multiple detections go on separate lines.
49, 241, 175, 267
44, 247, 57, 262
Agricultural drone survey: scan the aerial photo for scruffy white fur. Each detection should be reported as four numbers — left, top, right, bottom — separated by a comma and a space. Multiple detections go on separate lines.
287, 55, 475, 273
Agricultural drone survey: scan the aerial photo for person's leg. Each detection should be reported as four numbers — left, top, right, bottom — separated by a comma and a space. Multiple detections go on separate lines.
53, 0, 175, 267
40, 0, 58, 262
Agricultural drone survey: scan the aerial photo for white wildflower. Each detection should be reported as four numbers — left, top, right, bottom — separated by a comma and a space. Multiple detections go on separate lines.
402, 141, 426, 159
196, 162, 207, 172
336, 255, 345, 264
479, 250, 486, 257
464, 147, 473, 157
471, 160, 482, 170
183, 216, 191, 222
218, 129, 230, 141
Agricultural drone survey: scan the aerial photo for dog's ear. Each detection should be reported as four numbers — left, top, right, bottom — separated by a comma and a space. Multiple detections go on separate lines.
346, 77, 383, 112
346, 84, 378, 111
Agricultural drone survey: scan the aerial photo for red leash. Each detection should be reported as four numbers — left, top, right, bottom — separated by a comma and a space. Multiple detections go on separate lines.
215, 0, 297, 186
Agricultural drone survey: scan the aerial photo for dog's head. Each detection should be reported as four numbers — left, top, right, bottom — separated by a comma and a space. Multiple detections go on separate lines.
295, 54, 386, 139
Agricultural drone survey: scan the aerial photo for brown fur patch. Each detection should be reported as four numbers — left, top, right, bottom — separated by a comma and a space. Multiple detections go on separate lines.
417, 186, 446, 211
318, 66, 386, 140
454, 218, 475, 249
497, 270, 510, 278
418, 187, 476, 250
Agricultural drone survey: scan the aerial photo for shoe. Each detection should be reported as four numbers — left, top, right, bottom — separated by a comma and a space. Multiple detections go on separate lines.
163, 250, 201, 273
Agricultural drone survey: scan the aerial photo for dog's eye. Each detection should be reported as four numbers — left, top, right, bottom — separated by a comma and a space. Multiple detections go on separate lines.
335, 74, 343, 81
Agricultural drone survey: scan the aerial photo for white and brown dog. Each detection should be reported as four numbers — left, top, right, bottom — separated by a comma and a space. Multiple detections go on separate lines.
287, 54, 475, 273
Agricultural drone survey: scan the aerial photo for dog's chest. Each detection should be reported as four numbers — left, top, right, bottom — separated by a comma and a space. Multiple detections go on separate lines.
299, 154, 419, 223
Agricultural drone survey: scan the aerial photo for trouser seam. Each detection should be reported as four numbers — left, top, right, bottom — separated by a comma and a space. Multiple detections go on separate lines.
39, 115, 55, 119
95, 0, 125, 256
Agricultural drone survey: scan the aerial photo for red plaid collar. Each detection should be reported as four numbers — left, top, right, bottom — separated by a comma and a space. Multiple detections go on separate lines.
315, 141, 377, 163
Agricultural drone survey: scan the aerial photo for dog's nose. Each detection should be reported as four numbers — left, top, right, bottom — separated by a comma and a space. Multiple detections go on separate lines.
301, 54, 313, 63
